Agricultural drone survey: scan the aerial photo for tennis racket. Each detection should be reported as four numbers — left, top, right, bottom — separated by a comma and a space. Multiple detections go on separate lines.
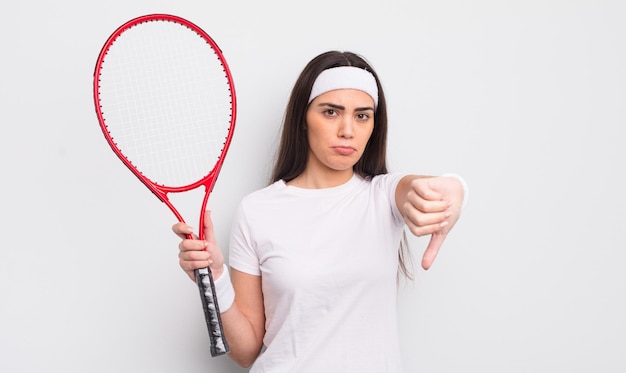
92, 14, 236, 357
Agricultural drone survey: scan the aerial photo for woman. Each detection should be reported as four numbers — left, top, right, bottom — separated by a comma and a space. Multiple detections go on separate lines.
173, 51, 466, 372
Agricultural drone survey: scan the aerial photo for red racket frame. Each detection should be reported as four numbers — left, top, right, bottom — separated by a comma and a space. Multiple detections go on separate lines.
92, 13, 236, 357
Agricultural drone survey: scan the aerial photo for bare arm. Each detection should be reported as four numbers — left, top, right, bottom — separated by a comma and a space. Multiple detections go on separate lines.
220, 268, 265, 367
173, 213, 265, 367
395, 175, 464, 269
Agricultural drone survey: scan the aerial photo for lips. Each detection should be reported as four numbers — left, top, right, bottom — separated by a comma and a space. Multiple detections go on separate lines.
332, 146, 356, 156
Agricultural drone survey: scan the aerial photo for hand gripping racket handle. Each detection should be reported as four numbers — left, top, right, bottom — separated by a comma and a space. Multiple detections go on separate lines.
195, 267, 230, 356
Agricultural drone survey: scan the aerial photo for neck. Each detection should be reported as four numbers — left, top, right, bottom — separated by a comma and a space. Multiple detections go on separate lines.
287, 168, 354, 189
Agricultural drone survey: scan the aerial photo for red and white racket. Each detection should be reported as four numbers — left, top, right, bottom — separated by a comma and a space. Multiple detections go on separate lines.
93, 14, 236, 357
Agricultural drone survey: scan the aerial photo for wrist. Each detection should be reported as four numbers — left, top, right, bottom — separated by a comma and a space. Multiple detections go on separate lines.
210, 263, 225, 280
213, 264, 235, 313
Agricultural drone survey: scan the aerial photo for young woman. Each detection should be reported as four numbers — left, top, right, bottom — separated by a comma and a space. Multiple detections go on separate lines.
173, 51, 467, 372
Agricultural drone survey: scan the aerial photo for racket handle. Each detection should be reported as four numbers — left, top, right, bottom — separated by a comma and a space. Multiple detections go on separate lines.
195, 267, 230, 357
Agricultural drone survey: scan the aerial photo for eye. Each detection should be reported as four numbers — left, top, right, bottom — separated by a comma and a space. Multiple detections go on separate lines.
356, 112, 371, 121
323, 109, 338, 117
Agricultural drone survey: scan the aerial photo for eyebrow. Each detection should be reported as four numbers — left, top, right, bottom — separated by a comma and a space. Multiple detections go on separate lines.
316, 102, 375, 112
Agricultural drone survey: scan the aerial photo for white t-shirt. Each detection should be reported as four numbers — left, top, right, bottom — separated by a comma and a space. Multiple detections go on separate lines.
229, 172, 407, 372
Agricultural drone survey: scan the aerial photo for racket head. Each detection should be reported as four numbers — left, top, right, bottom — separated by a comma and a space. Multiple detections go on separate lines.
92, 14, 235, 357
93, 14, 237, 200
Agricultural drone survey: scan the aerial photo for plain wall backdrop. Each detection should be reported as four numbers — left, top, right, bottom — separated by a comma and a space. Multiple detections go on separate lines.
1, 0, 625, 372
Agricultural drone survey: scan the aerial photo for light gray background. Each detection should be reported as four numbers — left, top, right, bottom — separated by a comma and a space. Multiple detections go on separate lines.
1, 1, 624, 372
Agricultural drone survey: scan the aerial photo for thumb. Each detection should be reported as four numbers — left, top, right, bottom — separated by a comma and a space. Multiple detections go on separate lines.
201, 210, 217, 245
421, 232, 447, 270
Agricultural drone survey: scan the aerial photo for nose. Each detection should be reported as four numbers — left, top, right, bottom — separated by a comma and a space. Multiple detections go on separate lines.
338, 117, 355, 139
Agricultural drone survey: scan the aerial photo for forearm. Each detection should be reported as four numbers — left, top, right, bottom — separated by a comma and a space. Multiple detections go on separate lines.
221, 305, 265, 367
215, 267, 265, 367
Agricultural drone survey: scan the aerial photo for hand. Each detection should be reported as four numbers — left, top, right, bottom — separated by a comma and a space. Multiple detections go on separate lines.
172, 210, 225, 282
403, 176, 464, 270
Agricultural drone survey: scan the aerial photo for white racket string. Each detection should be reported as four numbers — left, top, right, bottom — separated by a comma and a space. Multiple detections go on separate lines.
98, 20, 232, 187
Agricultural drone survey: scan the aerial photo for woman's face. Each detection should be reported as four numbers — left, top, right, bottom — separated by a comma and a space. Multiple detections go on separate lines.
304, 89, 375, 179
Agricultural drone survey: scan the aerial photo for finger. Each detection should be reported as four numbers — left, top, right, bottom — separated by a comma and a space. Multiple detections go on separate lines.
406, 193, 451, 214
179, 248, 211, 261
406, 220, 449, 237
179, 259, 213, 273
422, 232, 447, 270
403, 202, 451, 227
178, 238, 209, 253
179, 249, 213, 275
428, 176, 465, 210
408, 179, 450, 213
412, 178, 445, 202
178, 251, 213, 267
172, 222, 195, 239
406, 219, 449, 237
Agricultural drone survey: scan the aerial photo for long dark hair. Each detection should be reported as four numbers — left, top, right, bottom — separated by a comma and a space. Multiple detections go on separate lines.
271, 50, 414, 280
271, 51, 388, 183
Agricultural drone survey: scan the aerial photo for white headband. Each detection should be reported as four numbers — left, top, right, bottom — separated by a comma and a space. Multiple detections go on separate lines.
308, 66, 379, 109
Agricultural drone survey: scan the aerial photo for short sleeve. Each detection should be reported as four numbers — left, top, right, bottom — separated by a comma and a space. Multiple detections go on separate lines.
228, 200, 262, 276
372, 172, 407, 226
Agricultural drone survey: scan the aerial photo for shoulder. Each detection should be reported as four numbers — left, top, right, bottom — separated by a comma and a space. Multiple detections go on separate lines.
240, 180, 286, 204
233, 180, 292, 224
